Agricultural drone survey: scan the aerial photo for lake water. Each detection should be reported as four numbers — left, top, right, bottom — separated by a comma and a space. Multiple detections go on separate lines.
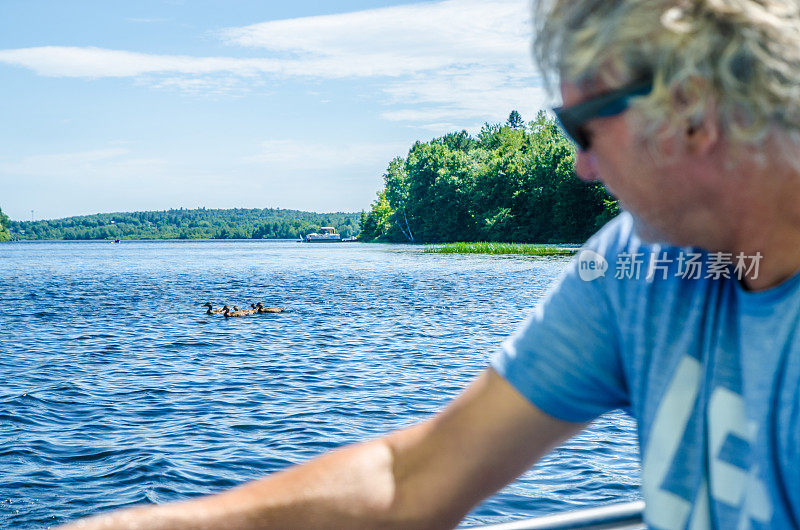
0, 240, 641, 528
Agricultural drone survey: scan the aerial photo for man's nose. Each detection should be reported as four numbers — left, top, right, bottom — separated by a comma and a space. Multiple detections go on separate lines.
574, 150, 600, 182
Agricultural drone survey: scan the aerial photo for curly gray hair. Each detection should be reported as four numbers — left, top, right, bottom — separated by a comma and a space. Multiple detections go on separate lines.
534, 0, 800, 148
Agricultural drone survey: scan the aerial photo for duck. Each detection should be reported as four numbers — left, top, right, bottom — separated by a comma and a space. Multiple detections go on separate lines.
256, 301, 284, 314
204, 302, 227, 315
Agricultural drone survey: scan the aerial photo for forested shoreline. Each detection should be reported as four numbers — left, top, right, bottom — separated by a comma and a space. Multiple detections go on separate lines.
6, 208, 360, 241
359, 111, 618, 244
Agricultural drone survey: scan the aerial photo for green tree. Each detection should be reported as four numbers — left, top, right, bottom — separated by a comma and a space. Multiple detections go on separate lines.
435, 130, 477, 152
0, 207, 10, 241
359, 191, 394, 241
506, 110, 525, 130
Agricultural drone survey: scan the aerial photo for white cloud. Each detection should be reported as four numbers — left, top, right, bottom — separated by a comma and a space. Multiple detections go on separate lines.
144, 75, 265, 97
219, 0, 530, 63
0, 0, 549, 127
0, 46, 285, 78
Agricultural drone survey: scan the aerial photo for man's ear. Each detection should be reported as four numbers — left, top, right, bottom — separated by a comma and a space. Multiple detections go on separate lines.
672, 76, 719, 155
686, 106, 719, 155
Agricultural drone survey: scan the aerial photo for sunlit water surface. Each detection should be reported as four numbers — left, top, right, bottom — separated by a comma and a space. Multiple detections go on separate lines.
0, 240, 641, 528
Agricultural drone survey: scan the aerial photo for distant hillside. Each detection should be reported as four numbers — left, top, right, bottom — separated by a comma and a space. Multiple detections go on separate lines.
8, 208, 361, 240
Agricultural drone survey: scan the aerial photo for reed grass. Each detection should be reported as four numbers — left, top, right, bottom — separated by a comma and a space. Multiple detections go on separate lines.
424, 242, 578, 256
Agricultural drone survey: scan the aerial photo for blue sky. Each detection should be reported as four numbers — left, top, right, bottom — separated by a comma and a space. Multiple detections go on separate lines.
0, 0, 551, 220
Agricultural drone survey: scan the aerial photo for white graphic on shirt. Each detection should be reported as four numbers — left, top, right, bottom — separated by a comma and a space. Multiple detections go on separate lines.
642, 356, 772, 529
643, 356, 701, 528
708, 388, 771, 527
708, 388, 771, 521
688, 480, 710, 530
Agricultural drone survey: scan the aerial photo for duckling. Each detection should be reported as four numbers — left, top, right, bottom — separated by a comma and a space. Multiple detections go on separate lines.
256, 301, 284, 314
203, 302, 226, 315
223, 306, 250, 318
241, 304, 258, 316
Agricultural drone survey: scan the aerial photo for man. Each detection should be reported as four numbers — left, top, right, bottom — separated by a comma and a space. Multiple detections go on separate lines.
63, 0, 800, 528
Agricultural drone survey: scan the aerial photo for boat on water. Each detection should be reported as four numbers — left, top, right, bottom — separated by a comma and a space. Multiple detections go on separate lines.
304, 226, 342, 243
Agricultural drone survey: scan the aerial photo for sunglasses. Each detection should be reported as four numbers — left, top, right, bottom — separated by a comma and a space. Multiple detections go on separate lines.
553, 80, 653, 151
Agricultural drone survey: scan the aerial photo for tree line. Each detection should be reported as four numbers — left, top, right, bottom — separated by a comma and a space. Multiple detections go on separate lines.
6, 208, 360, 241
359, 111, 618, 243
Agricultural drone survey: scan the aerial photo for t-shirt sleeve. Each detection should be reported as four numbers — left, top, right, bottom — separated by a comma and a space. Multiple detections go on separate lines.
491, 228, 629, 423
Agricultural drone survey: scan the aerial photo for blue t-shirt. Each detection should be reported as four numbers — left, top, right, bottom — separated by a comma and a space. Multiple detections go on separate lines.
492, 212, 800, 529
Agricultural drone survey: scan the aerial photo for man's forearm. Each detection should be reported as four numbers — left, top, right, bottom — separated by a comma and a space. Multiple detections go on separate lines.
59, 437, 427, 530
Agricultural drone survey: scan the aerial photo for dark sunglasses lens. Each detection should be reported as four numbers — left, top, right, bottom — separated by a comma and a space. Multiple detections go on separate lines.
555, 110, 589, 150
552, 80, 652, 152
573, 127, 590, 151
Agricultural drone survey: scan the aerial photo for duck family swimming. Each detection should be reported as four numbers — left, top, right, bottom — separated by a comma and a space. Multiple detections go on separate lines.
204, 301, 284, 318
